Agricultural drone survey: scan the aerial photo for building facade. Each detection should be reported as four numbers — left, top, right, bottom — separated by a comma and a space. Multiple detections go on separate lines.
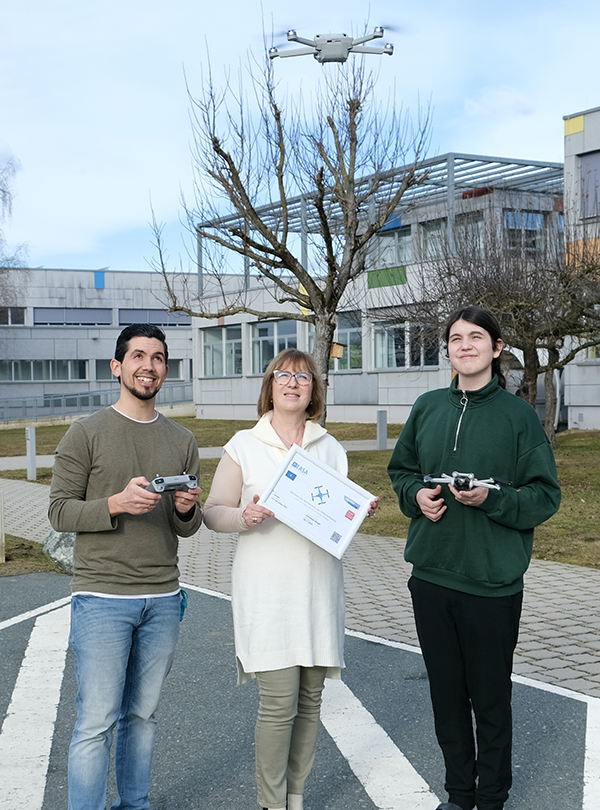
192, 153, 588, 424
562, 107, 600, 429
0, 268, 193, 412
3, 145, 599, 429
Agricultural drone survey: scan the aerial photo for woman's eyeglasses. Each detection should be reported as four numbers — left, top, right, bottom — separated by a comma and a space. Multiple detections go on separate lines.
273, 370, 313, 386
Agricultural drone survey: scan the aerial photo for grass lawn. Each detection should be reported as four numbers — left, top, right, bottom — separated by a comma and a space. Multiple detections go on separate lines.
0, 534, 55, 575
0, 423, 599, 573
0, 419, 405, 456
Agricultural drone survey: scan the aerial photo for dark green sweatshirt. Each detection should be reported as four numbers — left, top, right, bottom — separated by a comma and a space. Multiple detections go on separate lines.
387, 376, 561, 597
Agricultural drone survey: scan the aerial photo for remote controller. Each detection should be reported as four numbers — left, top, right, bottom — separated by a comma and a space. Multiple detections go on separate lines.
145, 474, 198, 494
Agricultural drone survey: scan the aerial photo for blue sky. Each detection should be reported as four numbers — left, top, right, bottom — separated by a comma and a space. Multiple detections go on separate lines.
1, 0, 598, 272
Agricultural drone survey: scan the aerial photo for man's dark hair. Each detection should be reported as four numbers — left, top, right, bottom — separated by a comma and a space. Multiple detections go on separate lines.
114, 324, 169, 365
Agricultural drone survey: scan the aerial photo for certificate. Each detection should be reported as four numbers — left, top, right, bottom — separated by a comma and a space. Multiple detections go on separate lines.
258, 444, 375, 559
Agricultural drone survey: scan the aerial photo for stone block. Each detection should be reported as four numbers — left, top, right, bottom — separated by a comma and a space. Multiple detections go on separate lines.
43, 530, 75, 575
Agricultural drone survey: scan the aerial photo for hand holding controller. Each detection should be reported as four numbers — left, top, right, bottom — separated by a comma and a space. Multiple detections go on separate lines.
145, 474, 198, 494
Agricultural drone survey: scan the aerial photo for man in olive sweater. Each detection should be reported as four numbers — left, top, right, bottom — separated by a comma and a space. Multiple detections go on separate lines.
49, 323, 202, 810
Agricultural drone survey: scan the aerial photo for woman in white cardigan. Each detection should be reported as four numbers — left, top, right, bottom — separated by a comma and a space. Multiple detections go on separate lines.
203, 348, 377, 810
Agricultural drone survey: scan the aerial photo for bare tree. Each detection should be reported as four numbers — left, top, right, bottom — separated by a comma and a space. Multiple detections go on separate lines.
382, 198, 600, 445
153, 56, 430, 420
0, 157, 28, 307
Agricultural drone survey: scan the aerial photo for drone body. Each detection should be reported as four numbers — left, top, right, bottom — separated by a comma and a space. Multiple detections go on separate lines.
269, 27, 394, 64
424, 472, 502, 491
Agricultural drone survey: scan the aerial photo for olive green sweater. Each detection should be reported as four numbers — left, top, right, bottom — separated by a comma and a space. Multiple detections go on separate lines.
49, 407, 202, 595
388, 376, 561, 597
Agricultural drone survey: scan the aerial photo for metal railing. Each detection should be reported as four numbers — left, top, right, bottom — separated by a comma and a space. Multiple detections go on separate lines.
0, 381, 193, 423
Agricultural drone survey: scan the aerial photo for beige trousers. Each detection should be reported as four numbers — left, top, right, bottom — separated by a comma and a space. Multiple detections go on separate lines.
254, 666, 327, 809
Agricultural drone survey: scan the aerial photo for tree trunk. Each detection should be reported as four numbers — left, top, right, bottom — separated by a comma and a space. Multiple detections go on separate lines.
544, 346, 560, 448
518, 338, 539, 408
312, 312, 337, 427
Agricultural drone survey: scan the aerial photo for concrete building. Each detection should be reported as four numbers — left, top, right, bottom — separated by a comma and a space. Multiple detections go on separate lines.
0, 268, 193, 421
192, 152, 572, 423
3, 141, 599, 429
562, 107, 600, 429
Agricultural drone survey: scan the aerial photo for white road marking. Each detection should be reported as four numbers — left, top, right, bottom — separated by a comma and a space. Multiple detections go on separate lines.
321, 678, 440, 809
1, 592, 600, 809
0, 604, 71, 810
0, 595, 71, 631
583, 700, 600, 808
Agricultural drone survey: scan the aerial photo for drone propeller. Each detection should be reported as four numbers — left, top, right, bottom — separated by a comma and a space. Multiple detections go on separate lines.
377, 23, 404, 34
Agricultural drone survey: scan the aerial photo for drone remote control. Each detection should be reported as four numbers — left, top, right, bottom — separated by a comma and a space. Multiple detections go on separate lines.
145, 474, 198, 494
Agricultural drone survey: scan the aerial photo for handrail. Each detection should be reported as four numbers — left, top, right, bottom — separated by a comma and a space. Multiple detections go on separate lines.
0, 381, 193, 423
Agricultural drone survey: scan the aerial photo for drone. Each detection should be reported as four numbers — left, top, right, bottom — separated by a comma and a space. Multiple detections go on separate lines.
269, 27, 394, 64
423, 472, 502, 492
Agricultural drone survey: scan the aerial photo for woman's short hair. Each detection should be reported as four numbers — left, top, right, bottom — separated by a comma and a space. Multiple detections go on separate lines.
444, 305, 506, 389
257, 348, 324, 421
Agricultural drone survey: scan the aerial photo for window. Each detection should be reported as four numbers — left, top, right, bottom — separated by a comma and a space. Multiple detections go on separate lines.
167, 359, 183, 378
225, 326, 243, 375
374, 323, 405, 368
204, 327, 224, 377
580, 150, 600, 219
276, 320, 297, 353
252, 321, 297, 374
0, 359, 88, 381
375, 225, 412, 268
0, 307, 25, 325
202, 325, 243, 377
332, 311, 362, 371
118, 309, 191, 326
34, 307, 112, 326
420, 219, 446, 260
455, 212, 484, 255
504, 211, 546, 254
374, 322, 439, 369
96, 359, 115, 381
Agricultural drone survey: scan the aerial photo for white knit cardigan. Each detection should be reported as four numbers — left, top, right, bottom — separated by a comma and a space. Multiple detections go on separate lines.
215, 413, 348, 684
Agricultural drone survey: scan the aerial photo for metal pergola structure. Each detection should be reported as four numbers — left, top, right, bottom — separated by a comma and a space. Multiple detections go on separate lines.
196, 152, 564, 293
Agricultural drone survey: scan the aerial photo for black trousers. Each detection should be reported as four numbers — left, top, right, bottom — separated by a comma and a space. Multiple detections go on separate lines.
408, 577, 523, 810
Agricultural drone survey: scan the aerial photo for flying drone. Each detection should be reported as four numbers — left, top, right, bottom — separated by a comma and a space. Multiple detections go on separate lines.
269, 27, 394, 64
423, 472, 503, 492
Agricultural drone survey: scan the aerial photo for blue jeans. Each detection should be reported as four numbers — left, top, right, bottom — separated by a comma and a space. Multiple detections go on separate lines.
68, 594, 181, 810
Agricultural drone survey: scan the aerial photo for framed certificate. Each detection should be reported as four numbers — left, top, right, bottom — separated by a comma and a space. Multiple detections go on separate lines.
257, 444, 375, 559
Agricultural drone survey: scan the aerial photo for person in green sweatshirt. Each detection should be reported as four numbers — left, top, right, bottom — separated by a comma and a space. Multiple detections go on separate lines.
387, 306, 560, 810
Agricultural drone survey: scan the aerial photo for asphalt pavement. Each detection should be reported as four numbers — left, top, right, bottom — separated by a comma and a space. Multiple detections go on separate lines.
3, 448, 600, 809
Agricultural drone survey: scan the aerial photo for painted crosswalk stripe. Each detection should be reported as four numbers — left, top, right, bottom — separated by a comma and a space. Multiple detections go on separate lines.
321, 678, 440, 810
0, 604, 71, 810
0, 595, 71, 632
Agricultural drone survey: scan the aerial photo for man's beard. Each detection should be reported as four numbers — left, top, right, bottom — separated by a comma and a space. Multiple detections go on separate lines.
123, 378, 162, 401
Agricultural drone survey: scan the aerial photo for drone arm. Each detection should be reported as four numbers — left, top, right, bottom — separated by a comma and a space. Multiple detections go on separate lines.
351, 28, 384, 46
423, 474, 453, 485
350, 44, 394, 56
474, 479, 502, 491
271, 46, 318, 60
287, 33, 316, 47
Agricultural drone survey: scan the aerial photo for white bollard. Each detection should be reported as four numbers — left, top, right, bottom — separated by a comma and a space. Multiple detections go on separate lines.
376, 410, 387, 451
26, 425, 37, 481
0, 491, 5, 564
